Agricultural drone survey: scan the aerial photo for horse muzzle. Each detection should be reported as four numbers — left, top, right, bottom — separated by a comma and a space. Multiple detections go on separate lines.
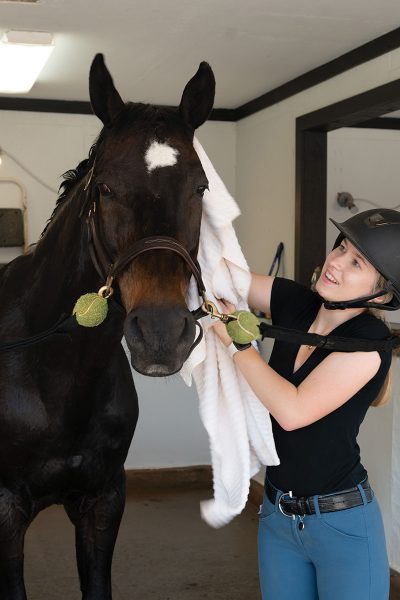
124, 304, 197, 376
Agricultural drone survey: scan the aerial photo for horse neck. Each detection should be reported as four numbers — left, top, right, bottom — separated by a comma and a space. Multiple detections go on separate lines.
27, 187, 101, 325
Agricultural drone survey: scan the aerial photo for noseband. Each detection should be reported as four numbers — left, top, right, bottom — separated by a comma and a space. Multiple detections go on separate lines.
86, 198, 206, 298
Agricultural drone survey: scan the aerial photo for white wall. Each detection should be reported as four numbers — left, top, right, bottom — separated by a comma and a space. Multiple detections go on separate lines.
0, 109, 236, 469
327, 128, 400, 251
235, 49, 400, 567
0, 111, 101, 262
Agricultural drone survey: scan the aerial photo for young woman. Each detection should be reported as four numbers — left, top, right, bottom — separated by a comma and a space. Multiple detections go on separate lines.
213, 208, 400, 600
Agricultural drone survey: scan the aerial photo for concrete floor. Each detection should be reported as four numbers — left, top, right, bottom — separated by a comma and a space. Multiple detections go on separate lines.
24, 486, 261, 600
23, 485, 400, 600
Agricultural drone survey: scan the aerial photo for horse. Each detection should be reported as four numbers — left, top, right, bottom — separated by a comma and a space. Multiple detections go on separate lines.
0, 53, 215, 600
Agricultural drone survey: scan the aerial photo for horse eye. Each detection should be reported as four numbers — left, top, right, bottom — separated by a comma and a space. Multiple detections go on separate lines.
196, 185, 208, 197
98, 183, 113, 197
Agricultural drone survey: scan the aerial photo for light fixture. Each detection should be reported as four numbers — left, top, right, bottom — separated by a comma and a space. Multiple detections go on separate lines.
336, 192, 359, 214
0, 30, 54, 94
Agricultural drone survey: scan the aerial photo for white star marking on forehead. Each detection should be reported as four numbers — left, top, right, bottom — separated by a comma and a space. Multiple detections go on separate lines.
144, 141, 179, 173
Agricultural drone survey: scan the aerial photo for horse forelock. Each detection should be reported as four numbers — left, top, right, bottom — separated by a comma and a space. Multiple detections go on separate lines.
111, 103, 195, 152
113, 102, 188, 132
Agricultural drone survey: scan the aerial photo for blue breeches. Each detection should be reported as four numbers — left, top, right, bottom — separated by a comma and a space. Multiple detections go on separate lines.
258, 483, 389, 600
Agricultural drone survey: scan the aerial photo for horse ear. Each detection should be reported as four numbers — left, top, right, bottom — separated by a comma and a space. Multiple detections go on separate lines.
179, 62, 215, 130
89, 54, 125, 127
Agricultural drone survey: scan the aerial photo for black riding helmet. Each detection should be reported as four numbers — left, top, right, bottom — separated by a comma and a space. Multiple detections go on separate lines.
323, 208, 400, 311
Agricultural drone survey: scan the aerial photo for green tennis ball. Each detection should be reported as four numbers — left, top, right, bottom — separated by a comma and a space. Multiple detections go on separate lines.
73, 293, 108, 327
226, 311, 260, 344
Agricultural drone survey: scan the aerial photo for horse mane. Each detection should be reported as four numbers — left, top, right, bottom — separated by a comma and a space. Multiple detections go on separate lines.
40, 139, 99, 238
58, 148, 96, 201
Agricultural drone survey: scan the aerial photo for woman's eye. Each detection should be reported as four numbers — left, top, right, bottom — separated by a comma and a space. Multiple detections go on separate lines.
353, 259, 360, 268
98, 183, 113, 197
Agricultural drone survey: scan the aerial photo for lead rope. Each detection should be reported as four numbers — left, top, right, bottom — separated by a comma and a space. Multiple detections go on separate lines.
0, 315, 77, 353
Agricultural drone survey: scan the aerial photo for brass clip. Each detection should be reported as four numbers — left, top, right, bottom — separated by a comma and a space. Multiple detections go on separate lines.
201, 299, 237, 324
98, 274, 114, 299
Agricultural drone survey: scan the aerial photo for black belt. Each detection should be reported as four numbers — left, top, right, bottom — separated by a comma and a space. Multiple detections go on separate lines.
265, 478, 373, 517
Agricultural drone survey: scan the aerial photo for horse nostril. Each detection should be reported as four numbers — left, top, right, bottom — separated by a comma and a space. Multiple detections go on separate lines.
130, 315, 144, 343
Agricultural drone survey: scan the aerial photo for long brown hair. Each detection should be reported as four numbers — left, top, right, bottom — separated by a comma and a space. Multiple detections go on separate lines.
369, 274, 394, 407
370, 368, 392, 407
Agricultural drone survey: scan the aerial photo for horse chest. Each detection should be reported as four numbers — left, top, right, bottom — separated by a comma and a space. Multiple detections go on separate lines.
0, 366, 135, 463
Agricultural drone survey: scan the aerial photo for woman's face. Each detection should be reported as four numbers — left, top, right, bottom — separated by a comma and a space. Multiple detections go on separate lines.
315, 238, 380, 302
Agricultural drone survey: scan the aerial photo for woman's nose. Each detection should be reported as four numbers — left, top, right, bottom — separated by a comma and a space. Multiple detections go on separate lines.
329, 254, 345, 271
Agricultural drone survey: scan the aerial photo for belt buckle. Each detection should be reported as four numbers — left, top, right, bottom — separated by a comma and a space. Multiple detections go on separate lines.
278, 490, 296, 520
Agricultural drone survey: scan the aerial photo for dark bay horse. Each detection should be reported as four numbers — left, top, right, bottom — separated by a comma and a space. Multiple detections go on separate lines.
0, 54, 215, 599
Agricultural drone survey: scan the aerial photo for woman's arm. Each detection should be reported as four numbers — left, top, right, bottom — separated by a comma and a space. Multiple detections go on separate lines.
247, 272, 275, 314
212, 321, 381, 430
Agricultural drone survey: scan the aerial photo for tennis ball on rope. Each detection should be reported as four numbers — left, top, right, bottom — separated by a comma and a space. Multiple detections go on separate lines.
73, 293, 108, 327
226, 311, 261, 344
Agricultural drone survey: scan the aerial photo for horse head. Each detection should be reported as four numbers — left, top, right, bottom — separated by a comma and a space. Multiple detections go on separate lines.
87, 54, 215, 376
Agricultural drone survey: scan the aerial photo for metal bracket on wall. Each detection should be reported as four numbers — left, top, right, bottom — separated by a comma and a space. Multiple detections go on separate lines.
0, 178, 28, 252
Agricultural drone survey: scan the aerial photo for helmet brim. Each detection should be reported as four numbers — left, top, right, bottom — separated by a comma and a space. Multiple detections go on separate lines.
330, 218, 386, 279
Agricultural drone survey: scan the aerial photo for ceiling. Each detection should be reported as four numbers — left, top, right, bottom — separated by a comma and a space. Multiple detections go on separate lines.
1, 0, 400, 109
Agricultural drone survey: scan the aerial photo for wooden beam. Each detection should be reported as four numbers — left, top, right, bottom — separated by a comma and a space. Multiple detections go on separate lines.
297, 79, 400, 132
236, 27, 400, 120
295, 129, 327, 285
0, 97, 235, 122
351, 117, 400, 130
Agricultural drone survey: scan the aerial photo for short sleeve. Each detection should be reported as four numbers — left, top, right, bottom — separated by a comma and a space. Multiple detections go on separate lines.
342, 312, 392, 372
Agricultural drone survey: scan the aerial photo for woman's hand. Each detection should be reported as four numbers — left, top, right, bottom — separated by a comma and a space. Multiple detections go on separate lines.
212, 320, 232, 346
218, 298, 236, 314
211, 299, 236, 347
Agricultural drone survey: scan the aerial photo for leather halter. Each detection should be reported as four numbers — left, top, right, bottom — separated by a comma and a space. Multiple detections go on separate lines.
0, 177, 213, 355
84, 184, 212, 358
86, 198, 206, 299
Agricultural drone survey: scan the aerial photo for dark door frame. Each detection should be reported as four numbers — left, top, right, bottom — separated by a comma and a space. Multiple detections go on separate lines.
295, 78, 400, 285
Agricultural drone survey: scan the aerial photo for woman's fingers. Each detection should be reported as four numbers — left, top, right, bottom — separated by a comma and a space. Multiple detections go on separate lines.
218, 299, 236, 313
211, 320, 232, 346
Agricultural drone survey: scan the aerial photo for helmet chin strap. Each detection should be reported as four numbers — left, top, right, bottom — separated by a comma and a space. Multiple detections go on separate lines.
323, 288, 395, 310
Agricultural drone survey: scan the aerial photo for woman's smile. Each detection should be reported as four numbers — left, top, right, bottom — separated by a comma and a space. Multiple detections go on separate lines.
320, 269, 339, 286
315, 239, 379, 302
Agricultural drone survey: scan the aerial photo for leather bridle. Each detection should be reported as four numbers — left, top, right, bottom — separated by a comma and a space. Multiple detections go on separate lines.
84, 170, 216, 357
86, 198, 206, 301
0, 165, 218, 355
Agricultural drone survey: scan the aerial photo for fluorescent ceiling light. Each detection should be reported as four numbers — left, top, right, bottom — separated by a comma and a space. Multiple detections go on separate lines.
0, 30, 54, 93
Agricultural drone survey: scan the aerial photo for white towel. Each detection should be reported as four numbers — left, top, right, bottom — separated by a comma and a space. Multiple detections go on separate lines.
180, 138, 280, 528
